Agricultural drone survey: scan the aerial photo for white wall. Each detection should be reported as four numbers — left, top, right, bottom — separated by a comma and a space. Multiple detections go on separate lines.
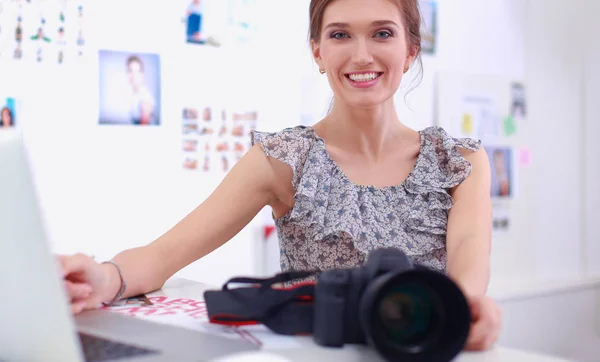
582, 0, 600, 279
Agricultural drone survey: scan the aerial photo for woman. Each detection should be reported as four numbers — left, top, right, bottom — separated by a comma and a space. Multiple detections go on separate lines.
59, 0, 501, 351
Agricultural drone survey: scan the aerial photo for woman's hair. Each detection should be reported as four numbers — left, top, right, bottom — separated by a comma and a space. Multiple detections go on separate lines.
308, 0, 424, 107
309, 0, 422, 55
126, 55, 144, 71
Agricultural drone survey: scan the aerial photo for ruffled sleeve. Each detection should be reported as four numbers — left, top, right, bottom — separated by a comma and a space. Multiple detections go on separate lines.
415, 126, 482, 190
251, 126, 316, 189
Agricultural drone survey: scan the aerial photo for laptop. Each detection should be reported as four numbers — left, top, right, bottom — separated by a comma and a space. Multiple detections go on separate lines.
0, 130, 259, 362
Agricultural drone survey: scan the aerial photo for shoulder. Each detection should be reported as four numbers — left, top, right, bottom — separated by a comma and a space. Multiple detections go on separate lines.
419, 126, 481, 153
416, 126, 483, 189
250, 125, 318, 184
251, 125, 316, 160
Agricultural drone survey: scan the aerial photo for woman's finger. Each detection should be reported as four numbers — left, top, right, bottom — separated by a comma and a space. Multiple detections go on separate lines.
71, 300, 87, 315
465, 318, 488, 350
59, 253, 92, 278
465, 300, 502, 351
64, 280, 92, 300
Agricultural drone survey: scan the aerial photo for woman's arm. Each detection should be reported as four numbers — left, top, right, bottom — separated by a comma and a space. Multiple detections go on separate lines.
446, 147, 502, 351
446, 147, 493, 298
100, 144, 285, 301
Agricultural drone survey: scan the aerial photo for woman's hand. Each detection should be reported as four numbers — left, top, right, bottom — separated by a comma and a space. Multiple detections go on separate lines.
57, 253, 115, 315
464, 295, 503, 351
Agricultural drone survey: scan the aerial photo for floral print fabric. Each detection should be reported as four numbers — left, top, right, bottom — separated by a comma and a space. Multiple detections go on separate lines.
251, 125, 481, 277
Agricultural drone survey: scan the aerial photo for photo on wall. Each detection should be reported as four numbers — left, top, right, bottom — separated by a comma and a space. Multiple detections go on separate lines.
0, 97, 17, 129
510, 82, 526, 120
98, 50, 161, 126
485, 146, 514, 199
419, 0, 437, 54
182, 0, 260, 47
184, 0, 220, 46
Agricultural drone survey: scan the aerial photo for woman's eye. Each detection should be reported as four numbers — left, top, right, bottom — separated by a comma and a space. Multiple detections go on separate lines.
375, 31, 392, 39
331, 32, 348, 39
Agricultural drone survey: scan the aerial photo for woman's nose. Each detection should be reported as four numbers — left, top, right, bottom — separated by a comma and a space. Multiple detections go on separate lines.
352, 39, 374, 66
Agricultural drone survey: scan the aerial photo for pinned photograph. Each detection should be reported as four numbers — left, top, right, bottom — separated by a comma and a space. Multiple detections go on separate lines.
182, 0, 259, 47
184, 0, 220, 47
1, 97, 17, 129
485, 146, 514, 198
99, 50, 161, 126
419, 0, 437, 54
510, 82, 526, 120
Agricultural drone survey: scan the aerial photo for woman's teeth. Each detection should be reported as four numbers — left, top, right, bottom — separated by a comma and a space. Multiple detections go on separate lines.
348, 72, 379, 82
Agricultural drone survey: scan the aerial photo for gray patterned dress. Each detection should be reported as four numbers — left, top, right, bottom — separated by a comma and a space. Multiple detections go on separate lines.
251, 125, 481, 278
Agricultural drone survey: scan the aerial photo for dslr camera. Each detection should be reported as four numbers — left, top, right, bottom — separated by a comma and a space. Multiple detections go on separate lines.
204, 247, 471, 362
312, 248, 471, 362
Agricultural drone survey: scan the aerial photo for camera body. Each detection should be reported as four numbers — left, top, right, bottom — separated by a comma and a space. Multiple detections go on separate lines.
312, 248, 471, 362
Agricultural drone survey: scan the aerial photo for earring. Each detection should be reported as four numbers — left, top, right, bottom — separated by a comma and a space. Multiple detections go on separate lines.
319, 69, 326, 74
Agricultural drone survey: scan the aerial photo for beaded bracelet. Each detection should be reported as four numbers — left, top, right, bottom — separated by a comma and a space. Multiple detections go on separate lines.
101, 260, 127, 306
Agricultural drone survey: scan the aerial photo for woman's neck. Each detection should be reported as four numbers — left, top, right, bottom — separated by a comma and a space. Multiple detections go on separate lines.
318, 99, 407, 161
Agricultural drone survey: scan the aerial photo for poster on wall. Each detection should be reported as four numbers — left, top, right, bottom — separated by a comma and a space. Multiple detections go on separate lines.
419, 0, 437, 54
181, 0, 259, 47
0, 0, 87, 64
459, 93, 500, 140
484, 145, 516, 235
182, 105, 257, 173
98, 50, 161, 126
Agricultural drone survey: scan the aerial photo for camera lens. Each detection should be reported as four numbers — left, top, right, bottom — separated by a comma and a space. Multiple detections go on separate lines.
377, 282, 442, 349
360, 269, 470, 362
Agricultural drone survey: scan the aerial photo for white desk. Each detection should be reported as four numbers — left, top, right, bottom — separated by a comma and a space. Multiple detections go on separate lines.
147, 278, 573, 362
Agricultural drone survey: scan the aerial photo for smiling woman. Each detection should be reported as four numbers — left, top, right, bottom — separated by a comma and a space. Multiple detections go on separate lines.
59, 0, 501, 354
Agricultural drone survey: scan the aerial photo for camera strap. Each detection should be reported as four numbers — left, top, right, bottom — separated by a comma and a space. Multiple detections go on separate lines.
203, 270, 318, 335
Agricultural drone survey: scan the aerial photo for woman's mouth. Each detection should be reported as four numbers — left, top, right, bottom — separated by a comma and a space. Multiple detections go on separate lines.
345, 72, 383, 88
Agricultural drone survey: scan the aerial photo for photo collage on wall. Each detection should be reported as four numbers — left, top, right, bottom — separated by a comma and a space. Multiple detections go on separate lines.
0, 0, 87, 64
182, 105, 257, 173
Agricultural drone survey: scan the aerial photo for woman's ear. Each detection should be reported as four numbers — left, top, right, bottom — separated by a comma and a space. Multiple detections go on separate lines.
311, 39, 324, 72
406, 44, 420, 66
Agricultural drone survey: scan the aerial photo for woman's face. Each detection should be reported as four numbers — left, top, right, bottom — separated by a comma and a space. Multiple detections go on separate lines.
311, 0, 415, 109
127, 61, 145, 88
1, 108, 12, 126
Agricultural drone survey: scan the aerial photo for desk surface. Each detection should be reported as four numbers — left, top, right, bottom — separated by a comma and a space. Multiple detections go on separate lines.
148, 278, 572, 362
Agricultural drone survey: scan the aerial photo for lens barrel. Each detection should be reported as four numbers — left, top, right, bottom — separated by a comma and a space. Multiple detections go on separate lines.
359, 269, 471, 362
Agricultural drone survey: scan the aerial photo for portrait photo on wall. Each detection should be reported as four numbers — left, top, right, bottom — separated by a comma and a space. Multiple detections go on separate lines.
182, 0, 260, 47
98, 50, 161, 126
510, 82, 527, 120
419, 0, 437, 54
184, 0, 221, 47
0, 97, 17, 129
485, 146, 514, 199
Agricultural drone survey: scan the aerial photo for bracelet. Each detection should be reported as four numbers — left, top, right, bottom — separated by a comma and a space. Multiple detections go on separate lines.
101, 260, 127, 306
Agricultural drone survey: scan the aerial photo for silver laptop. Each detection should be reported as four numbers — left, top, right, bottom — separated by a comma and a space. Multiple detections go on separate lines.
0, 130, 259, 362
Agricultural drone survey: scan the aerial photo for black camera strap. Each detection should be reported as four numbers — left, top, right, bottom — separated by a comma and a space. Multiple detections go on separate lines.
203, 271, 318, 335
